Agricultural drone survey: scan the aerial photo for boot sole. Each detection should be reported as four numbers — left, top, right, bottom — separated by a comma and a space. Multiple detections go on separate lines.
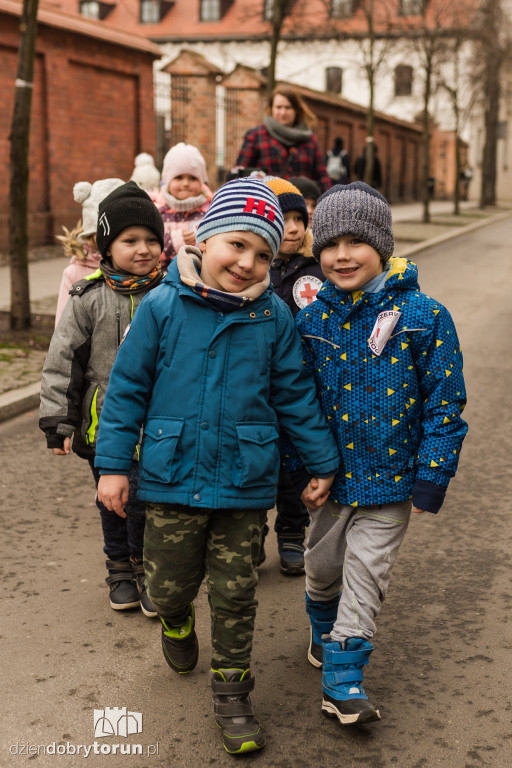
110, 600, 140, 610
216, 723, 266, 754
141, 604, 158, 618
322, 699, 381, 725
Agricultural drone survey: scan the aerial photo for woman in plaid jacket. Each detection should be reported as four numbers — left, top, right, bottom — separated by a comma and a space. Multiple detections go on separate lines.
235, 87, 331, 192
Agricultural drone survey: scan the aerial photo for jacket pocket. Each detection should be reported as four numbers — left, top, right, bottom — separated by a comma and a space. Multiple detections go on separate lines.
232, 423, 280, 489
140, 417, 184, 484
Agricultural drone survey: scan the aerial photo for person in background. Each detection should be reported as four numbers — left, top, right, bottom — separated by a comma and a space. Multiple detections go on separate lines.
158, 142, 212, 271
289, 176, 321, 219
55, 178, 125, 326
235, 86, 331, 192
325, 137, 350, 185
130, 152, 163, 205
259, 177, 325, 575
40, 182, 165, 618
354, 142, 382, 189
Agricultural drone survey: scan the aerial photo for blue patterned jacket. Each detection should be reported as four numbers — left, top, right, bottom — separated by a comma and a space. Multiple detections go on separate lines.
284, 256, 468, 512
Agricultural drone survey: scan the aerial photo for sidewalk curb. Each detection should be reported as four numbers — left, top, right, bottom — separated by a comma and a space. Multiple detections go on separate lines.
398, 208, 512, 259
0, 381, 40, 424
1, 208, 511, 424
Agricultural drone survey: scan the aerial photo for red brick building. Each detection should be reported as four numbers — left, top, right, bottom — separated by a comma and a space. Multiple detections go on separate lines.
0, 0, 161, 250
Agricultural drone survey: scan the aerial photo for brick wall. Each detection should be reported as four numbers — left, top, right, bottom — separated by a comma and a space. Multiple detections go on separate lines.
0, 12, 158, 250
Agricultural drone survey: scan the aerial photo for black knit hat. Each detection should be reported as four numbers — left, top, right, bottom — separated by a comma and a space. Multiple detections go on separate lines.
96, 181, 165, 257
288, 176, 321, 202
264, 177, 309, 228
312, 181, 394, 262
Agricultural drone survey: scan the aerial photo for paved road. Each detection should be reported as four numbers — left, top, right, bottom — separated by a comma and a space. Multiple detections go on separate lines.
2, 218, 511, 767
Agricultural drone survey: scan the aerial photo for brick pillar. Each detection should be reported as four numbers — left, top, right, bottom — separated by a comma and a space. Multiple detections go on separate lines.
220, 65, 267, 176
161, 50, 223, 189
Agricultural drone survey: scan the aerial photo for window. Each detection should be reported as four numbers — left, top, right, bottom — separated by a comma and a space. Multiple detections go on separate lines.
80, 1, 100, 18
140, 0, 173, 23
200, 0, 220, 21
331, 0, 355, 18
399, 0, 423, 15
141, 0, 160, 22
326, 67, 343, 95
200, 0, 233, 21
394, 64, 413, 96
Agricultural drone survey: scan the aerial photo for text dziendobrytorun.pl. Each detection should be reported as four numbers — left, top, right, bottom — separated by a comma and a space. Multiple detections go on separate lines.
9, 742, 159, 757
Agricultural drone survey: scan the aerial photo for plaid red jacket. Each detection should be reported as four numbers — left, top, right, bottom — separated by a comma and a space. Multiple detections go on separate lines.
235, 124, 331, 192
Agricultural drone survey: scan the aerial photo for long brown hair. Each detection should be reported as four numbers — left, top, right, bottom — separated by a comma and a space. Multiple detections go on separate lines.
267, 86, 317, 129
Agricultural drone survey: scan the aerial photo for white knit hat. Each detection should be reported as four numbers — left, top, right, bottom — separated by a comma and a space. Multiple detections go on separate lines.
73, 178, 125, 238
130, 153, 161, 192
161, 142, 207, 187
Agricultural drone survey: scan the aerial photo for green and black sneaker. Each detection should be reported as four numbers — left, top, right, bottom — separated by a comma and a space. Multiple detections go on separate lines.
211, 668, 266, 754
160, 605, 198, 674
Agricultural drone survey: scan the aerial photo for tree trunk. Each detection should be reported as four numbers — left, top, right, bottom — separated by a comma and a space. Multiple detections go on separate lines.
8, 0, 39, 330
480, 51, 500, 207
266, 0, 288, 101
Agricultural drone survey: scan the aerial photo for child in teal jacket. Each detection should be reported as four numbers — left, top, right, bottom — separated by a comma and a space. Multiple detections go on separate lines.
94, 178, 340, 755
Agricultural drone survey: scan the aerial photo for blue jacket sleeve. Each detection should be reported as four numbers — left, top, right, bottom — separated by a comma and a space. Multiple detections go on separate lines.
409, 304, 468, 489
271, 302, 339, 478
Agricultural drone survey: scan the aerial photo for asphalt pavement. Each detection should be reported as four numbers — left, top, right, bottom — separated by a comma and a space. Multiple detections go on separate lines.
2, 215, 511, 767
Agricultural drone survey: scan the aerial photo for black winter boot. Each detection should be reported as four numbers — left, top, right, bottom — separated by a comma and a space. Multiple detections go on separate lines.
161, 605, 199, 674
105, 560, 140, 610
131, 561, 157, 618
211, 669, 265, 754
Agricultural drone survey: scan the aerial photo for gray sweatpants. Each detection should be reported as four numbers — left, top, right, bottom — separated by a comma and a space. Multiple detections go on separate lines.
305, 500, 411, 643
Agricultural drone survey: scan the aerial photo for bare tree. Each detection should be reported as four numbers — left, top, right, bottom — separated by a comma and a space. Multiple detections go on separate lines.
473, 0, 510, 207
352, 0, 396, 187
8, 0, 39, 330
438, 37, 480, 214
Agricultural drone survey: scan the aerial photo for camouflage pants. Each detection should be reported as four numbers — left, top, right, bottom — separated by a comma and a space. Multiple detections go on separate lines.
144, 503, 267, 669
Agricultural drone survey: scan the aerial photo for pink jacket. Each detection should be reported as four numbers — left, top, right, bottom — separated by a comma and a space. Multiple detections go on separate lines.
159, 201, 210, 270
55, 250, 101, 325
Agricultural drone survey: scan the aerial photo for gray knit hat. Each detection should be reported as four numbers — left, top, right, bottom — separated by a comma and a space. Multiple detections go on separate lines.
196, 177, 284, 258
312, 182, 394, 262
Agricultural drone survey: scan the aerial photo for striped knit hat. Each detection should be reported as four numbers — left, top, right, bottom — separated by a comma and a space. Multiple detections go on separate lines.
312, 181, 394, 263
264, 176, 309, 228
196, 178, 284, 258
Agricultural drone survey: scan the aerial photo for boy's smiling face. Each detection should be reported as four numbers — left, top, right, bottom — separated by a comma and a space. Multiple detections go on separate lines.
320, 234, 383, 290
107, 226, 161, 275
198, 231, 273, 293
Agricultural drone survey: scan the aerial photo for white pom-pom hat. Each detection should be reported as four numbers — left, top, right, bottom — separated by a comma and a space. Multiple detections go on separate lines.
130, 153, 161, 192
73, 178, 125, 238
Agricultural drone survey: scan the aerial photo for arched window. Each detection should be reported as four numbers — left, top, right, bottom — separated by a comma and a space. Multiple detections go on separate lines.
326, 67, 343, 96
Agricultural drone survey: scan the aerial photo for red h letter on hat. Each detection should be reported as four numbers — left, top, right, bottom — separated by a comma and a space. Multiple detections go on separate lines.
244, 197, 276, 221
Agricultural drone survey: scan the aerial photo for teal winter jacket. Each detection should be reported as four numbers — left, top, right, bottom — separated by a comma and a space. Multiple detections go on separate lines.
283, 256, 468, 512
94, 259, 340, 509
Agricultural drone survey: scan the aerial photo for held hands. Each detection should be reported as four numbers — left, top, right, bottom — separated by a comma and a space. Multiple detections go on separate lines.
300, 475, 335, 511
413, 507, 426, 514
97, 475, 130, 519
52, 436, 72, 456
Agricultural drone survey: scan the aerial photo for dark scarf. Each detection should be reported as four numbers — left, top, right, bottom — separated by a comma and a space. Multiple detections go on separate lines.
264, 115, 312, 147
177, 246, 270, 313
100, 258, 163, 294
